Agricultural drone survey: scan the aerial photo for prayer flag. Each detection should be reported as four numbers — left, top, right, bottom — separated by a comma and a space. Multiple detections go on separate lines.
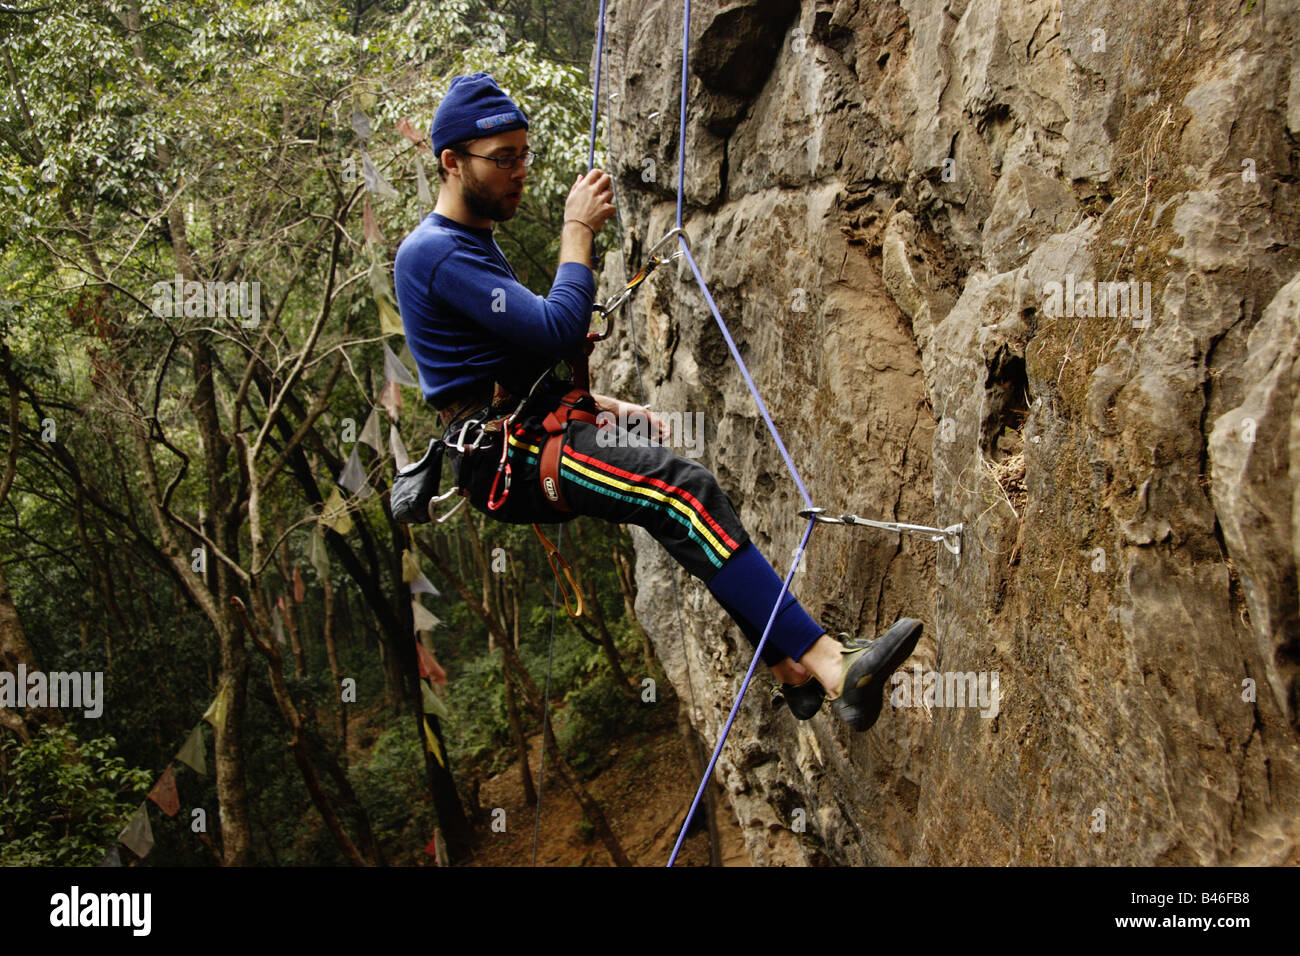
147, 764, 180, 818
415, 639, 448, 684
423, 716, 445, 767
383, 342, 419, 387
421, 681, 451, 720
321, 487, 354, 535
377, 296, 404, 335
350, 108, 372, 140
401, 548, 421, 583
368, 259, 395, 302
338, 446, 374, 497
358, 408, 383, 452
398, 341, 417, 371
410, 572, 439, 597
390, 424, 410, 470
412, 600, 441, 634
415, 157, 433, 207
397, 117, 425, 146
175, 723, 206, 775
361, 148, 400, 201
309, 525, 330, 579
377, 381, 401, 420
117, 803, 154, 859
202, 678, 231, 732
363, 198, 385, 245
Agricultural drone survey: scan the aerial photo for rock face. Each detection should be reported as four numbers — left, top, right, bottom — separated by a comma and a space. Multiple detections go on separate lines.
591, 0, 1300, 865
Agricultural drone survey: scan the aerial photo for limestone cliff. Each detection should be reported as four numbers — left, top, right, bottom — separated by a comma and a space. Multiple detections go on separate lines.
591, 0, 1300, 865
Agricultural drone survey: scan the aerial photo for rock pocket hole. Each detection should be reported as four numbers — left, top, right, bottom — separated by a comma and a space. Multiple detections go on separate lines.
979, 348, 1029, 521
981, 349, 1028, 461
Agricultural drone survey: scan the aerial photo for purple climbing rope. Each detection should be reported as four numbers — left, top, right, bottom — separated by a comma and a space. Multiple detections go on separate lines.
580, 0, 822, 868
586, 0, 608, 173
663, 0, 819, 867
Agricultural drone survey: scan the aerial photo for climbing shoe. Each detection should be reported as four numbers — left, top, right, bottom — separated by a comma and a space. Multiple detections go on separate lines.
770, 634, 872, 720
771, 675, 826, 720
826, 618, 924, 732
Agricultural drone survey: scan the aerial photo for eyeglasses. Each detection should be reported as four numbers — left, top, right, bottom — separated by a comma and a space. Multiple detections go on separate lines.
455, 148, 540, 170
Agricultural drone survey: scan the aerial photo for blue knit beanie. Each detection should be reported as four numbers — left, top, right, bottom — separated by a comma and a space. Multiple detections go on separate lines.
430, 73, 530, 157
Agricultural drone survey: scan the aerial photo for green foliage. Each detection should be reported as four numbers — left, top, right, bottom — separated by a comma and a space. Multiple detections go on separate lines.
444, 651, 513, 773
626, 742, 654, 775
0, 727, 154, 866
0, 0, 666, 866
555, 670, 657, 779
350, 724, 437, 864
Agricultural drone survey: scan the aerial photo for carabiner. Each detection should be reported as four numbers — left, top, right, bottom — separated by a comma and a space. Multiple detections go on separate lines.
449, 418, 490, 454
532, 523, 584, 618
645, 225, 688, 261
428, 484, 467, 524
486, 429, 512, 512
486, 463, 510, 511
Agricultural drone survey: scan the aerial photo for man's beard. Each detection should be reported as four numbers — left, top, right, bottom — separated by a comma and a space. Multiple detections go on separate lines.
461, 167, 518, 222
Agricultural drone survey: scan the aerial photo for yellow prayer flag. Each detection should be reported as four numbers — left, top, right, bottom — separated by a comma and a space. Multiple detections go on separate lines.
377, 296, 404, 335
202, 678, 231, 732
401, 548, 420, 583
423, 716, 445, 768
320, 487, 353, 535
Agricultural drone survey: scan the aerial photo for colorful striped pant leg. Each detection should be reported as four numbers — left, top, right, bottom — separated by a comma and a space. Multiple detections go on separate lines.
556, 420, 748, 582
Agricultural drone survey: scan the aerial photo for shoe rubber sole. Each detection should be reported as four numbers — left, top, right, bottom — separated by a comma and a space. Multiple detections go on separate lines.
777, 678, 826, 720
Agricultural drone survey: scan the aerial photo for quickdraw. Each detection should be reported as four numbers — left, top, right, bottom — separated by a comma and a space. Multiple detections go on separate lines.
588, 226, 687, 340
797, 507, 963, 556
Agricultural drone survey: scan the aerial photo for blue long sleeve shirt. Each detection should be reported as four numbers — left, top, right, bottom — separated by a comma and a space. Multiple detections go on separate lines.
393, 213, 595, 407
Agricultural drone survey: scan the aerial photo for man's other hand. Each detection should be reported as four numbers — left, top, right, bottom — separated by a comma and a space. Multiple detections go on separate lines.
565, 169, 616, 234
593, 394, 669, 442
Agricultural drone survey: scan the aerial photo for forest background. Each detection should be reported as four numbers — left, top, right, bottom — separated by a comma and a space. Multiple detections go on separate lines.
0, 0, 684, 866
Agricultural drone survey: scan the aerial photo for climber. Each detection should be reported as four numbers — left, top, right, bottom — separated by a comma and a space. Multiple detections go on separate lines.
394, 72, 923, 731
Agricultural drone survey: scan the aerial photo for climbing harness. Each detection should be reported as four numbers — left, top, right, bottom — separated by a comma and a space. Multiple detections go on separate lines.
419, 365, 573, 521
536, 387, 600, 511
798, 508, 964, 557
537, 228, 684, 514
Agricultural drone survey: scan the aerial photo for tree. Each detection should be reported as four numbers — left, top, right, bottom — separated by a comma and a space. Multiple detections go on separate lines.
1, 0, 601, 864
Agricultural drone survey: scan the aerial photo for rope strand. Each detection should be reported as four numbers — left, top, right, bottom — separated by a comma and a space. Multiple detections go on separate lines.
604, 42, 715, 866
534, 0, 609, 867
576, 0, 823, 869
663, 0, 820, 867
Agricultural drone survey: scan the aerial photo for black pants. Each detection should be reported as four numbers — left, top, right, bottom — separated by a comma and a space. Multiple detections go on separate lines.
444, 395, 749, 582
